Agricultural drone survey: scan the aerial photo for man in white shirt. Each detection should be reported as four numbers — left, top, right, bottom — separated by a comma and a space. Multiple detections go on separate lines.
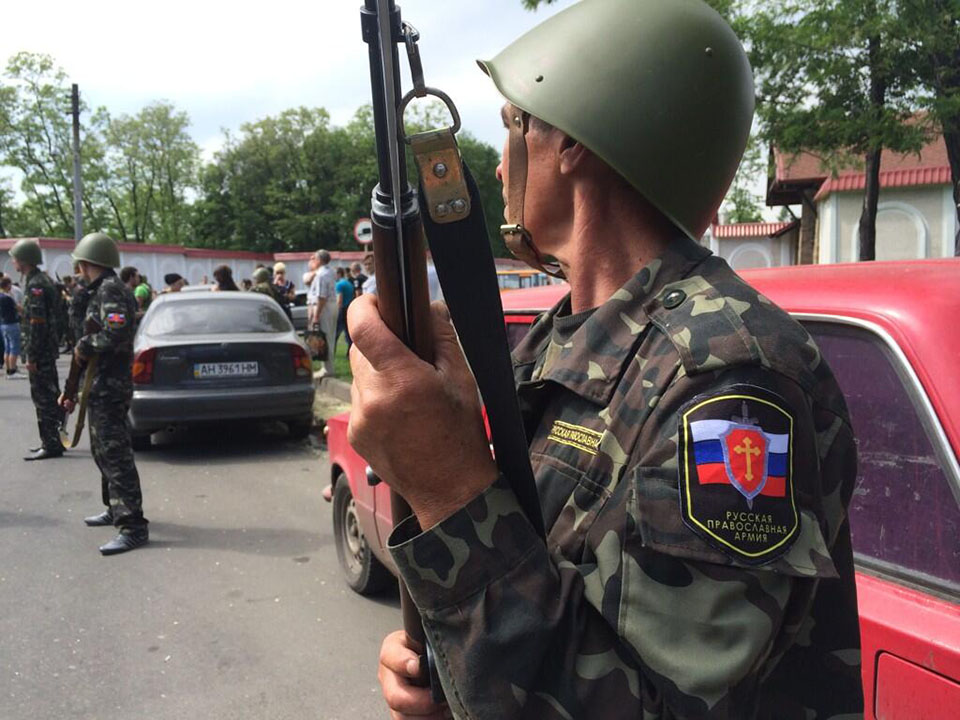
358, 254, 442, 302
309, 250, 337, 375
303, 253, 320, 319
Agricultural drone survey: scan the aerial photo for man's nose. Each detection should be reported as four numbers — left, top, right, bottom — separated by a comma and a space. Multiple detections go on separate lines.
496, 162, 503, 182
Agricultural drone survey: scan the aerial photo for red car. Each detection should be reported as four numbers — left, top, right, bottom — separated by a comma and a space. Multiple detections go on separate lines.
325, 259, 960, 718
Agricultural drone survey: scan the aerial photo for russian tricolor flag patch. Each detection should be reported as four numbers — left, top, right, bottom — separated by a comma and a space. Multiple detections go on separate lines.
677, 385, 799, 565
690, 419, 789, 506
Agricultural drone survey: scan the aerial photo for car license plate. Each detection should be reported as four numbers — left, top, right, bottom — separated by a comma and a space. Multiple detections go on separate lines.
193, 361, 259, 379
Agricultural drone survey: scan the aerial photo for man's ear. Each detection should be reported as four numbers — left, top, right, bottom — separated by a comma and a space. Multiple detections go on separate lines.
558, 137, 591, 176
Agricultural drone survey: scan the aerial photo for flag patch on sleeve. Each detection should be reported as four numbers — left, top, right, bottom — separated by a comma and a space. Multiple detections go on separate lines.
677, 384, 799, 565
106, 312, 127, 328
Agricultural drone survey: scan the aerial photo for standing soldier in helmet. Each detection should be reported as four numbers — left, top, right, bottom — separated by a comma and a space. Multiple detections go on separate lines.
60, 232, 149, 555
250, 266, 293, 321
10, 239, 66, 461
348, 0, 862, 717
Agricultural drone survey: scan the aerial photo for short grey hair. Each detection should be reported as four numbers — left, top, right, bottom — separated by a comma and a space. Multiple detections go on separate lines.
316, 249, 331, 264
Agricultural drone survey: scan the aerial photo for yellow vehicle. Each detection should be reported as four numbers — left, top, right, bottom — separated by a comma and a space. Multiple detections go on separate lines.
496, 268, 553, 290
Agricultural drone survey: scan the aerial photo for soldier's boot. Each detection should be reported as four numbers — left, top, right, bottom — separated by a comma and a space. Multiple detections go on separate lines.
24, 446, 64, 461
84, 510, 114, 527
99, 527, 148, 556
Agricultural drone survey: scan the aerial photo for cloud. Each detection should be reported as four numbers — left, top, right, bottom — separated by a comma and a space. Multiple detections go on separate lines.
1, 0, 578, 155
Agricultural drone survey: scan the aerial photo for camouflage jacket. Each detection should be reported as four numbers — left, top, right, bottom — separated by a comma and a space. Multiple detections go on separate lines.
77, 270, 137, 401
20, 268, 60, 364
388, 235, 862, 719
250, 282, 293, 320
69, 278, 91, 341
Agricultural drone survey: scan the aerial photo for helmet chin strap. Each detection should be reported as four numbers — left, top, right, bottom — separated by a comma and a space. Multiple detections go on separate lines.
499, 111, 565, 279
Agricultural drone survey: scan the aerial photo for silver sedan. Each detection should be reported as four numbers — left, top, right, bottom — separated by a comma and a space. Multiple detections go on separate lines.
128, 291, 316, 448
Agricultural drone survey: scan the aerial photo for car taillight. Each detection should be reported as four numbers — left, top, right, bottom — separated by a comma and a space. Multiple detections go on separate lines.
291, 344, 312, 378
132, 348, 156, 385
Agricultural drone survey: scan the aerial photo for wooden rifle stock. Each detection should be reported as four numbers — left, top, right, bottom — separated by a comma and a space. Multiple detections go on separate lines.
63, 316, 99, 400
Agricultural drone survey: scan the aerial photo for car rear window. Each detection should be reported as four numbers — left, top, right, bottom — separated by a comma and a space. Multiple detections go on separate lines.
144, 299, 292, 336
805, 321, 960, 596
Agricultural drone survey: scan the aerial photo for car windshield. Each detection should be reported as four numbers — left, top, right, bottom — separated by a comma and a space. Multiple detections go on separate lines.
144, 299, 292, 336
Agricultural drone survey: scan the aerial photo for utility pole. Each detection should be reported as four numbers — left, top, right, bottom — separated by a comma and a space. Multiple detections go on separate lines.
70, 84, 83, 245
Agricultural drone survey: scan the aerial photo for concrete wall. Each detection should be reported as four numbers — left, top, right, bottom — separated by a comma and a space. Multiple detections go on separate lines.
817, 185, 957, 263
710, 232, 796, 271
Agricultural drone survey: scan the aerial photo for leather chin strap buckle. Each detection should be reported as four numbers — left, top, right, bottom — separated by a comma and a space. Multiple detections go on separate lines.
500, 109, 565, 280
500, 224, 564, 279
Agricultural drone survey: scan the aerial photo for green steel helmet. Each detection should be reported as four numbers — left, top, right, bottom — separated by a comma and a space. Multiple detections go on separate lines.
479, 0, 755, 240
9, 238, 43, 266
252, 267, 270, 284
72, 232, 121, 268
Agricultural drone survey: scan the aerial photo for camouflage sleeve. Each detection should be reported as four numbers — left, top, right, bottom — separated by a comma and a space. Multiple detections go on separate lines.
77, 283, 133, 356
388, 366, 844, 719
21, 280, 50, 363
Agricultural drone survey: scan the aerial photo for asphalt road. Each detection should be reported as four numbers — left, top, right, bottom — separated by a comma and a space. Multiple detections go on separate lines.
0, 359, 399, 720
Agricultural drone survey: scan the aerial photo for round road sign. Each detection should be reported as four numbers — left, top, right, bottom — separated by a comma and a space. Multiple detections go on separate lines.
354, 218, 373, 245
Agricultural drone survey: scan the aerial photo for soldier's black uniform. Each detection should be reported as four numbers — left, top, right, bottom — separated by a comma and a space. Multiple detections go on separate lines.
77, 269, 147, 534
22, 268, 65, 456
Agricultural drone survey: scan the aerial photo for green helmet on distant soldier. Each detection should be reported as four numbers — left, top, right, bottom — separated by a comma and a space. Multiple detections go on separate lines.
252, 267, 270, 284
9, 238, 44, 267
72, 232, 121, 269
479, 0, 754, 270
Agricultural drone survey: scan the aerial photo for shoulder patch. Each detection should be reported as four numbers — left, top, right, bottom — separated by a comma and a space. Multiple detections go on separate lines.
106, 312, 127, 329
31, 287, 44, 296
677, 384, 799, 565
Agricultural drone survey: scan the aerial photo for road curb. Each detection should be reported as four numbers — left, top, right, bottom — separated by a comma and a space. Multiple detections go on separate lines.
315, 375, 352, 404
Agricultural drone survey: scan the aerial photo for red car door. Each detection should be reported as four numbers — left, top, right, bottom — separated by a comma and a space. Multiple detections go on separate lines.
802, 318, 960, 719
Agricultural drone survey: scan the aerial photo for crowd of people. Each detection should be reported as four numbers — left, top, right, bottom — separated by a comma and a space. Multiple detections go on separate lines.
3, 238, 377, 557
2, 250, 377, 389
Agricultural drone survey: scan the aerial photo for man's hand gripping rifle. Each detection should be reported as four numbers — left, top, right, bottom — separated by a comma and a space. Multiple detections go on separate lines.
359, 0, 546, 701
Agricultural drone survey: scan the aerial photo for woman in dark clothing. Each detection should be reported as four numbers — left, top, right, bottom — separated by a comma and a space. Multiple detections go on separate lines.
0, 276, 22, 377
212, 265, 240, 292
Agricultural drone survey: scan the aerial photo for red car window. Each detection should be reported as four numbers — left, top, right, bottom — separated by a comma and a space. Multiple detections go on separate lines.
805, 321, 960, 595
505, 318, 535, 351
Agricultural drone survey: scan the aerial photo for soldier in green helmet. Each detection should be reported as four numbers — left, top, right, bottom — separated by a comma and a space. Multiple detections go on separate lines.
349, 0, 862, 717
59, 232, 149, 555
250, 266, 293, 321
10, 238, 66, 460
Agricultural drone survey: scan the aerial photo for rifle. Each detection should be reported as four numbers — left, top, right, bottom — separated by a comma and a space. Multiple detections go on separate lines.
361, 0, 546, 701
62, 316, 100, 448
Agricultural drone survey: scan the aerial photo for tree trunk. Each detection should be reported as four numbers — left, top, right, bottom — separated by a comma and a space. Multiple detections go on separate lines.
799, 190, 817, 264
859, 147, 883, 261
859, 33, 886, 262
946, 131, 960, 256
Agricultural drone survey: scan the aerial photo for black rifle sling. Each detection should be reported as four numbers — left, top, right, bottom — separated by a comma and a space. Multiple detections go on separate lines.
420, 164, 546, 541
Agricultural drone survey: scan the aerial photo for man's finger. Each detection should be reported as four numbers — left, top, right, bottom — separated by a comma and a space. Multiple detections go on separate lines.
380, 670, 445, 717
348, 294, 424, 373
379, 630, 422, 678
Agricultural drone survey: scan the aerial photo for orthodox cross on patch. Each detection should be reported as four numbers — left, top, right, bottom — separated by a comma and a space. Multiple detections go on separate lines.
719, 402, 771, 509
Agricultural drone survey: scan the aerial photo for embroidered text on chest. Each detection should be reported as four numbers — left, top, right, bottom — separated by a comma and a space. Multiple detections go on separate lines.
547, 421, 603, 456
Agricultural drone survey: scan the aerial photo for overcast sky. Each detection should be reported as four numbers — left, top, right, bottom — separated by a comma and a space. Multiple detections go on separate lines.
2, 0, 578, 159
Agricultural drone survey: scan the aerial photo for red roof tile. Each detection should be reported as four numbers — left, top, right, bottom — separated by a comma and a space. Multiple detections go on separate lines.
713, 221, 797, 239
814, 165, 953, 201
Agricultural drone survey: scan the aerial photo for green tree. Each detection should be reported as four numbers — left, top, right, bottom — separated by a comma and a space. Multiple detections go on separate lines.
746, 0, 926, 260
899, 0, 960, 255
98, 101, 199, 244
720, 133, 765, 224
0, 176, 20, 236
193, 102, 509, 256
0, 53, 77, 236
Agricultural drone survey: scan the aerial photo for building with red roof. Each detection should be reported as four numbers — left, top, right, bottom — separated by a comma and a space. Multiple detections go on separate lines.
766, 134, 957, 264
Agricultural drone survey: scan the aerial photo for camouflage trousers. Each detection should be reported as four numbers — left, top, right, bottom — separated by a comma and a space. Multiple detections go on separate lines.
88, 398, 147, 531
28, 356, 64, 452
